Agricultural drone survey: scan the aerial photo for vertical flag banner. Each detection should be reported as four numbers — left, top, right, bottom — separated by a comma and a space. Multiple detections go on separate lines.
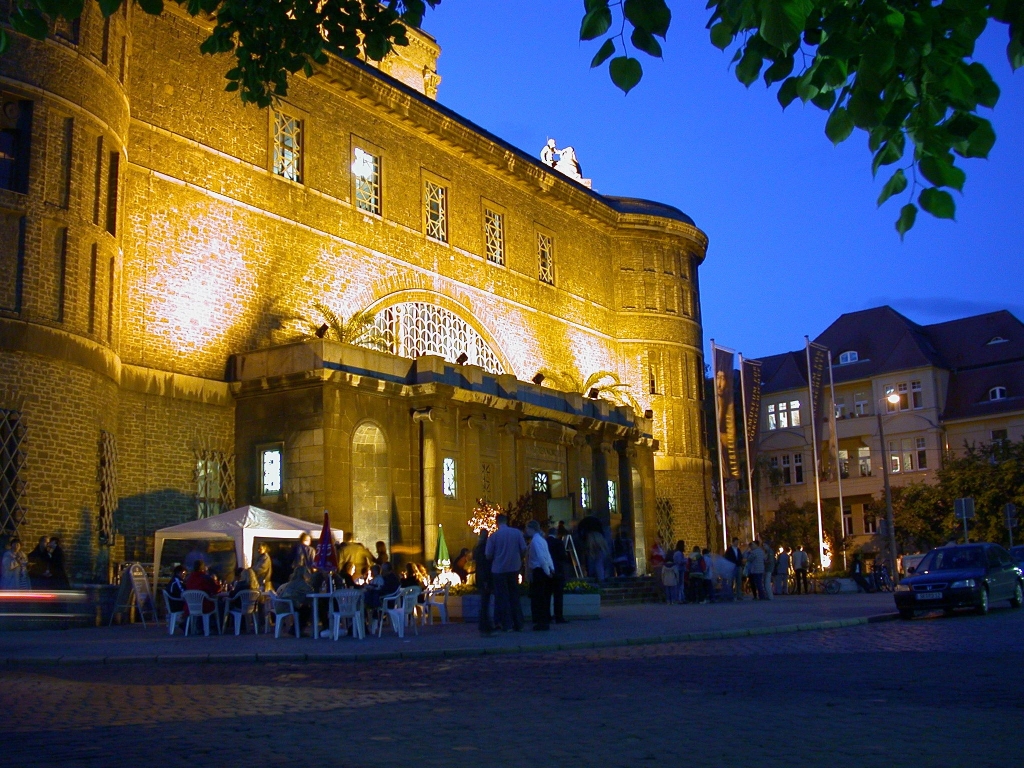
741, 358, 762, 468
806, 341, 831, 463
714, 346, 738, 480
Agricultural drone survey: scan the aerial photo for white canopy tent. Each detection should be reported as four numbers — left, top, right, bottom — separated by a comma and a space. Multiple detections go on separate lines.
152, 506, 339, 593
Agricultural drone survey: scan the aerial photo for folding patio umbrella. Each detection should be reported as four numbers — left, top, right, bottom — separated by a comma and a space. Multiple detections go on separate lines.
313, 510, 339, 573
435, 524, 451, 569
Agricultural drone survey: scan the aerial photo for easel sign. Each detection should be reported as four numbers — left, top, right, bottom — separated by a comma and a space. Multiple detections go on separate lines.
109, 562, 159, 627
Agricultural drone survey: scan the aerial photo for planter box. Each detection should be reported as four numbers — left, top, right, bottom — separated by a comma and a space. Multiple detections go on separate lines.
448, 593, 600, 621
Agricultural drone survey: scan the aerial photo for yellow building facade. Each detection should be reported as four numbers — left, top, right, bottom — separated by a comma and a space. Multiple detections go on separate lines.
0, 5, 711, 578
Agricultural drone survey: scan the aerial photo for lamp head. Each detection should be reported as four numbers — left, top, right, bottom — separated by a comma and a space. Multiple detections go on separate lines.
886, 393, 900, 405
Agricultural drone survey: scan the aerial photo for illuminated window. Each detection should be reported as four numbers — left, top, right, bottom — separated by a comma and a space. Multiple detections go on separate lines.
260, 447, 282, 495
767, 403, 776, 430
425, 180, 447, 242
858, 447, 871, 477
838, 351, 858, 365
372, 302, 504, 374
484, 208, 504, 265
533, 471, 549, 494
789, 400, 801, 427
911, 380, 923, 408
352, 148, 380, 215
580, 477, 591, 508
537, 232, 554, 284
272, 110, 303, 183
778, 401, 789, 429
843, 507, 853, 536
888, 441, 901, 473
607, 480, 617, 513
838, 449, 849, 479
864, 514, 878, 535
442, 457, 457, 498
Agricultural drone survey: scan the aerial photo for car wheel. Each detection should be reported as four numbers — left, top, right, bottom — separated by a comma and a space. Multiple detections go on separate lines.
898, 608, 914, 620
1010, 582, 1023, 609
976, 587, 990, 616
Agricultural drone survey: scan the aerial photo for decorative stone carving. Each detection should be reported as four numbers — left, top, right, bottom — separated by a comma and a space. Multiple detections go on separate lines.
539, 139, 592, 188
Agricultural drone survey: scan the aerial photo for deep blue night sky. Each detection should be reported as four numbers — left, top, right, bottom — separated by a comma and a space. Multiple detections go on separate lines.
421, 0, 1024, 360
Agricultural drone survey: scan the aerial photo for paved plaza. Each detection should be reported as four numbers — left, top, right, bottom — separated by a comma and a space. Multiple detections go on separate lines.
4, 594, 1023, 766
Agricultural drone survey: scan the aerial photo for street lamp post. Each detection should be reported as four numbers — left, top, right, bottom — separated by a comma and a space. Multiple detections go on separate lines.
876, 393, 901, 585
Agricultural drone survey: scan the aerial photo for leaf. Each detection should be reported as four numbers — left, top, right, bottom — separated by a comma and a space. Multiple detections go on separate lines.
584, 0, 608, 11
964, 120, 996, 158
11, 7, 48, 39
590, 38, 615, 68
97, 0, 121, 18
877, 168, 907, 206
710, 22, 733, 50
759, 0, 814, 52
825, 106, 854, 145
136, 0, 164, 14
896, 203, 917, 239
763, 54, 794, 85
777, 76, 800, 108
630, 27, 663, 57
623, 0, 671, 37
609, 56, 643, 93
735, 44, 764, 86
918, 155, 966, 191
580, 6, 613, 41
918, 188, 956, 219
0, 29, 7, 56
1010, 37, 1024, 71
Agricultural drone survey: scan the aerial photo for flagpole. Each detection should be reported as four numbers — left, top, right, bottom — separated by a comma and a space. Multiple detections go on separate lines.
827, 350, 846, 570
738, 353, 756, 541
805, 337, 826, 569
711, 340, 728, 550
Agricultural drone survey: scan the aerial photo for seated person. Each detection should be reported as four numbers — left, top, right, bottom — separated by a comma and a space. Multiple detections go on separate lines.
184, 560, 222, 613
401, 563, 429, 602
275, 565, 315, 631
229, 567, 259, 598
337, 562, 358, 589
167, 565, 187, 613
364, 563, 399, 609
452, 548, 470, 583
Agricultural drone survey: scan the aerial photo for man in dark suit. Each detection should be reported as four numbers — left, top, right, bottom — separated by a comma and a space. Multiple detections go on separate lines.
546, 527, 569, 624
723, 537, 745, 601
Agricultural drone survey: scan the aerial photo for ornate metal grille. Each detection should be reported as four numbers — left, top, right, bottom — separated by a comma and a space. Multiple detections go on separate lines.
484, 208, 504, 265
442, 457, 457, 498
579, 476, 591, 509
0, 408, 27, 539
371, 302, 504, 374
655, 497, 674, 549
607, 479, 618, 513
533, 471, 549, 494
98, 430, 118, 542
353, 148, 380, 215
480, 462, 492, 496
537, 232, 554, 284
424, 180, 447, 242
272, 110, 302, 183
195, 449, 235, 519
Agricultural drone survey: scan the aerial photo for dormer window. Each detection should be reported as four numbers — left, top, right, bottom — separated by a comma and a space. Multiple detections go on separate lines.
989, 386, 1007, 401
838, 351, 858, 365
987, 336, 1008, 345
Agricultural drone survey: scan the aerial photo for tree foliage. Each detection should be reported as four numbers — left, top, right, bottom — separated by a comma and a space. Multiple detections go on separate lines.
761, 497, 841, 563
538, 368, 642, 413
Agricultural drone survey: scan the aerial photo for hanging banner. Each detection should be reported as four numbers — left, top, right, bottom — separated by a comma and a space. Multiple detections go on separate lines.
741, 358, 762, 468
805, 341, 830, 453
714, 346, 739, 480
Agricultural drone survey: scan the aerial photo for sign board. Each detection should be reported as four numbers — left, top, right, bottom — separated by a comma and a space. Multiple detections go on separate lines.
954, 497, 975, 520
109, 562, 158, 628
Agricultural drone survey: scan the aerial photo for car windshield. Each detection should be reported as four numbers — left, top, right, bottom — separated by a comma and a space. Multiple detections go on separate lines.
917, 547, 983, 573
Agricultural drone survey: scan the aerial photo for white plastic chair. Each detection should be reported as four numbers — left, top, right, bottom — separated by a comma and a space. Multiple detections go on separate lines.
225, 589, 262, 635
266, 594, 300, 639
378, 587, 420, 638
420, 583, 450, 625
329, 589, 365, 640
182, 590, 220, 637
162, 590, 184, 636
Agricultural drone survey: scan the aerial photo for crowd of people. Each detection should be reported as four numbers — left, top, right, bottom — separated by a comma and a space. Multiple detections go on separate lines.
1, 536, 69, 590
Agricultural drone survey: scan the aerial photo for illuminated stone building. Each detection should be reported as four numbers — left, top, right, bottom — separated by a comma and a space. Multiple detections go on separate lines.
0, 4, 710, 578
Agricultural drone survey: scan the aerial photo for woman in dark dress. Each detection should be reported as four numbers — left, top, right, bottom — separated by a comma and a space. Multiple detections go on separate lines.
47, 537, 69, 588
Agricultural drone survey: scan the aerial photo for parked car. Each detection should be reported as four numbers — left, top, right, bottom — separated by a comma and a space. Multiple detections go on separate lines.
894, 543, 1023, 619
1010, 546, 1024, 568
900, 553, 926, 575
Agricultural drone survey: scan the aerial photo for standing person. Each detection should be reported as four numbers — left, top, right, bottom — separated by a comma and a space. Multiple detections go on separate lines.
763, 543, 776, 601
774, 547, 791, 595
485, 514, 526, 632
649, 539, 666, 573
851, 553, 873, 593
337, 532, 375, 574
290, 533, 316, 574
746, 541, 766, 600
373, 541, 390, 567
546, 527, 569, 624
701, 548, 714, 603
1, 539, 29, 589
252, 542, 273, 590
686, 546, 706, 603
525, 521, 554, 631
673, 541, 688, 603
46, 536, 69, 588
661, 557, 680, 604
587, 529, 609, 582
792, 545, 809, 594
28, 536, 52, 588
723, 537, 745, 601
473, 530, 494, 636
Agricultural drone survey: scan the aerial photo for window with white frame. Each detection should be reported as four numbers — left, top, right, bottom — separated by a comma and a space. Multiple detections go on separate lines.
424, 180, 447, 242
838, 351, 858, 364
260, 446, 283, 495
442, 457, 457, 498
607, 480, 618, 513
580, 477, 591, 508
854, 393, 869, 416
272, 110, 302, 183
537, 232, 554, 285
352, 148, 380, 215
888, 440, 901, 473
858, 446, 871, 477
916, 437, 928, 469
992, 428, 1008, 443
484, 208, 504, 265
793, 453, 804, 483
789, 400, 801, 427
372, 302, 504, 374
989, 386, 1007, 401
533, 471, 550, 494
768, 403, 777, 430
911, 380, 923, 408
782, 454, 791, 485
900, 438, 916, 472
778, 401, 789, 429
843, 507, 853, 536
838, 449, 850, 479
834, 398, 846, 419
864, 513, 878, 534
885, 385, 898, 413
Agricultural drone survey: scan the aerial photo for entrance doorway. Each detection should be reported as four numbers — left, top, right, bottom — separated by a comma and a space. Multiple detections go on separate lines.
351, 423, 389, 549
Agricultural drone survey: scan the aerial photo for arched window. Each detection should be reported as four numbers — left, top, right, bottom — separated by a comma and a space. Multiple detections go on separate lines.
372, 302, 504, 374
989, 386, 1007, 401
838, 351, 858, 365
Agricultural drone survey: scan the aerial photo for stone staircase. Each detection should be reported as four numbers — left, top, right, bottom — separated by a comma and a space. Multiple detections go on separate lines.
597, 576, 663, 604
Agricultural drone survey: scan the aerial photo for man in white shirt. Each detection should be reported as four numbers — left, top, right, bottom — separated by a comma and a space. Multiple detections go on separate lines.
525, 520, 554, 631
486, 514, 527, 631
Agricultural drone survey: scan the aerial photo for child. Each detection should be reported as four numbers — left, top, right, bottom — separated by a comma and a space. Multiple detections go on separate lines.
661, 559, 680, 604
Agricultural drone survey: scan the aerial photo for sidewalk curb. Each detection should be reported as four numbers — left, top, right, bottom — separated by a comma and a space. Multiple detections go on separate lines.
1, 613, 900, 668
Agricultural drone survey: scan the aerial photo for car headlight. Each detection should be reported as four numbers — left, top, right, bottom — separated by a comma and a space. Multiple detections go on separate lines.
950, 579, 976, 589
895, 584, 911, 592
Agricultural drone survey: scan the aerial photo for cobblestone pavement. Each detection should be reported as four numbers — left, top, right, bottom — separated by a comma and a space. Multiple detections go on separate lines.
5, 603, 1023, 767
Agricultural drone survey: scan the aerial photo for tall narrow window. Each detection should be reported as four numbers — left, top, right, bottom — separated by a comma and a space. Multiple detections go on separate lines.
843, 507, 853, 536
858, 447, 871, 477
0, 408, 28, 540
916, 437, 928, 469
352, 147, 380, 215
260, 446, 283, 495
0, 213, 25, 312
838, 449, 849, 479
0, 94, 32, 194
864, 514, 878, 535
911, 380, 922, 409
897, 382, 909, 410
101, 16, 110, 64
484, 208, 504, 265
888, 440, 901, 473
106, 257, 115, 343
92, 135, 104, 225
59, 117, 73, 208
272, 110, 303, 182
580, 477, 591, 509
854, 393, 869, 415
782, 454, 791, 484
537, 232, 554, 284
106, 151, 119, 235
55, 226, 68, 322
793, 453, 803, 483
442, 457, 457, 498
119, 37, 127, 83
87, 243, 98, 334
767, 403, 776, 430
607, 480, 617, 513
533, 471, 550, 494
424, 180, 447, 242
778, 401, 789, 429
789, 400, 801, 427
195, 449, 235, 519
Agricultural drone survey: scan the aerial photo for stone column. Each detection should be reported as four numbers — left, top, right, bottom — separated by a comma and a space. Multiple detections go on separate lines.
413, 408, 438, 562
498, 420, 519, 507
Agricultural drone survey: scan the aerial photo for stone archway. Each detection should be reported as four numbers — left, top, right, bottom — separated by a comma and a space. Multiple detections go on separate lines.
351, 423, 389, 550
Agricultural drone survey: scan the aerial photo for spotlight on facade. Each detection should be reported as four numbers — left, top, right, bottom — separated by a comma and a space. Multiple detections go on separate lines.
644, 409, 653, 419
456, 352, 469, 365
532, 373, 545, 386
587, 388, 599, 399
315, 323, 329, 338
